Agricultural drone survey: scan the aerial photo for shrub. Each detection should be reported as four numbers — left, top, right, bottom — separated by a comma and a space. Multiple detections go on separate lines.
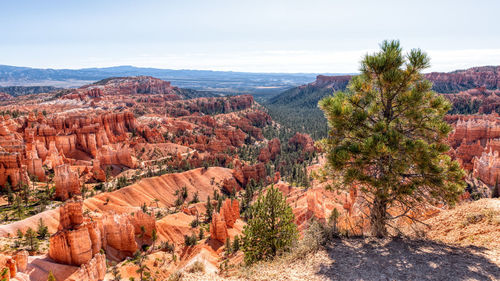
290, 219, 325, 260
184, 234, 197, 247
187, 261, 205, 273
160, 241, 175, 253
167, 271, 182, 281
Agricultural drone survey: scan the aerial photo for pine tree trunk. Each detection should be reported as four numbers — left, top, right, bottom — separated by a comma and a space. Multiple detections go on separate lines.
370, 195, 388, 237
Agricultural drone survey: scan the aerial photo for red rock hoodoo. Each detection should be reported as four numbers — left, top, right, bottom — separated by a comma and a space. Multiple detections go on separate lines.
209, 198, 240, 243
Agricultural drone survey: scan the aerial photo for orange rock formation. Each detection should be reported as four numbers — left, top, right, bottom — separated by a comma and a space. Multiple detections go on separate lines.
210, 199, 240, 243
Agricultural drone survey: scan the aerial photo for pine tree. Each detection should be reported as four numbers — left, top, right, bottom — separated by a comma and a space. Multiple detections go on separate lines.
5, 183, 13, 205
24, 227, 39, 252
318, 40, 465, 237
232, 235, 240, 252
225, 237, 232, 256
205, 195, 213, 221
37, 218, 49, 239
242, 186, 298, 264
150, 229, 157, 252
198, 227, 204, 240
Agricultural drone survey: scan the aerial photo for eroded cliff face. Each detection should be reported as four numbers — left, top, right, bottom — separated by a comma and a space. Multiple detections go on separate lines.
447, 113, 500, 194
0, 110, 138, 191
310, 66, 500, 94
54, 164, 81, 201
426, 66, 500, 93
0, 116, 30, 189
473, 150, 500, 195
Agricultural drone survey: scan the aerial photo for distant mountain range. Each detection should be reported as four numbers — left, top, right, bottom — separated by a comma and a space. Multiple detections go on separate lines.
0, 64, 351, 96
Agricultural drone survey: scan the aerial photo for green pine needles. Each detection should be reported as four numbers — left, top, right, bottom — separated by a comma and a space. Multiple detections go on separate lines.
242, 186, 298, 265
318, 40, 465, 237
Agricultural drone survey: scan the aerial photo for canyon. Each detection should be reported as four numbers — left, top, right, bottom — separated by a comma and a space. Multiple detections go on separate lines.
0, 68, 498, 280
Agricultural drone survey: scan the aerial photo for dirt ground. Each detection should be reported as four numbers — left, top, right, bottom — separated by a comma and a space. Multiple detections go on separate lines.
317, 238, 500, 281
182, 237, 500, 281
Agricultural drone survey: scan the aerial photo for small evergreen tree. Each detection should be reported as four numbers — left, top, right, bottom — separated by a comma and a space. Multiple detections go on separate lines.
184, 234, 197, 247
242, 186, 298, 264
190, 191, 199, 204
232, 235, 240, 252
24, 227, 39, 252
37, 218, 49, 239
5, 183, 13, 205
318, 40, 465, 237
151, 229, 157, 252
225, 237, 231, 256
205, 195, 213, 221
198, 227, 204, 240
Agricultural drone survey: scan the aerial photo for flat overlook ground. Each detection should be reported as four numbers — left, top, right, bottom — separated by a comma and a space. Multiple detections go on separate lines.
183, 199, 500, 281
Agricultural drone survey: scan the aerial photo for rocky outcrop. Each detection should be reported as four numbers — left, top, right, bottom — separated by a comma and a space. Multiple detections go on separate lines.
473, 150, 500, 195
67, 253, 106, 281
63, 88, 103, 100
96, 144, 137, 168
0, 152, 29, 189
58, 200, 85, 230
49, 199, 155, 268
220, 199, 240, 228
209, 212, 228, 243
130, 210, 156, 239
210, 199, 240, 243
288, 132, 315, 154
0, 254, 19, 280
25, 111, 136, 163
222, 177, 241, 194
258, 138, 281, 162
465, 174, 496, 199
306, 190, 326, 223
232, 160, 266, 188
12, 251, 27, 273
101, 213, 138, 259
49, 224, 94, 265
54, 164, 80, 201
49, 200, 95, 266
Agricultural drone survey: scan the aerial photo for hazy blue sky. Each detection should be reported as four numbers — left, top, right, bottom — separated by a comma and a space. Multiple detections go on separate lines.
1, 0, 499, 73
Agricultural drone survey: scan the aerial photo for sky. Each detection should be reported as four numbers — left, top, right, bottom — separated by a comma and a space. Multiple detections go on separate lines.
1, 0, 499, 73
